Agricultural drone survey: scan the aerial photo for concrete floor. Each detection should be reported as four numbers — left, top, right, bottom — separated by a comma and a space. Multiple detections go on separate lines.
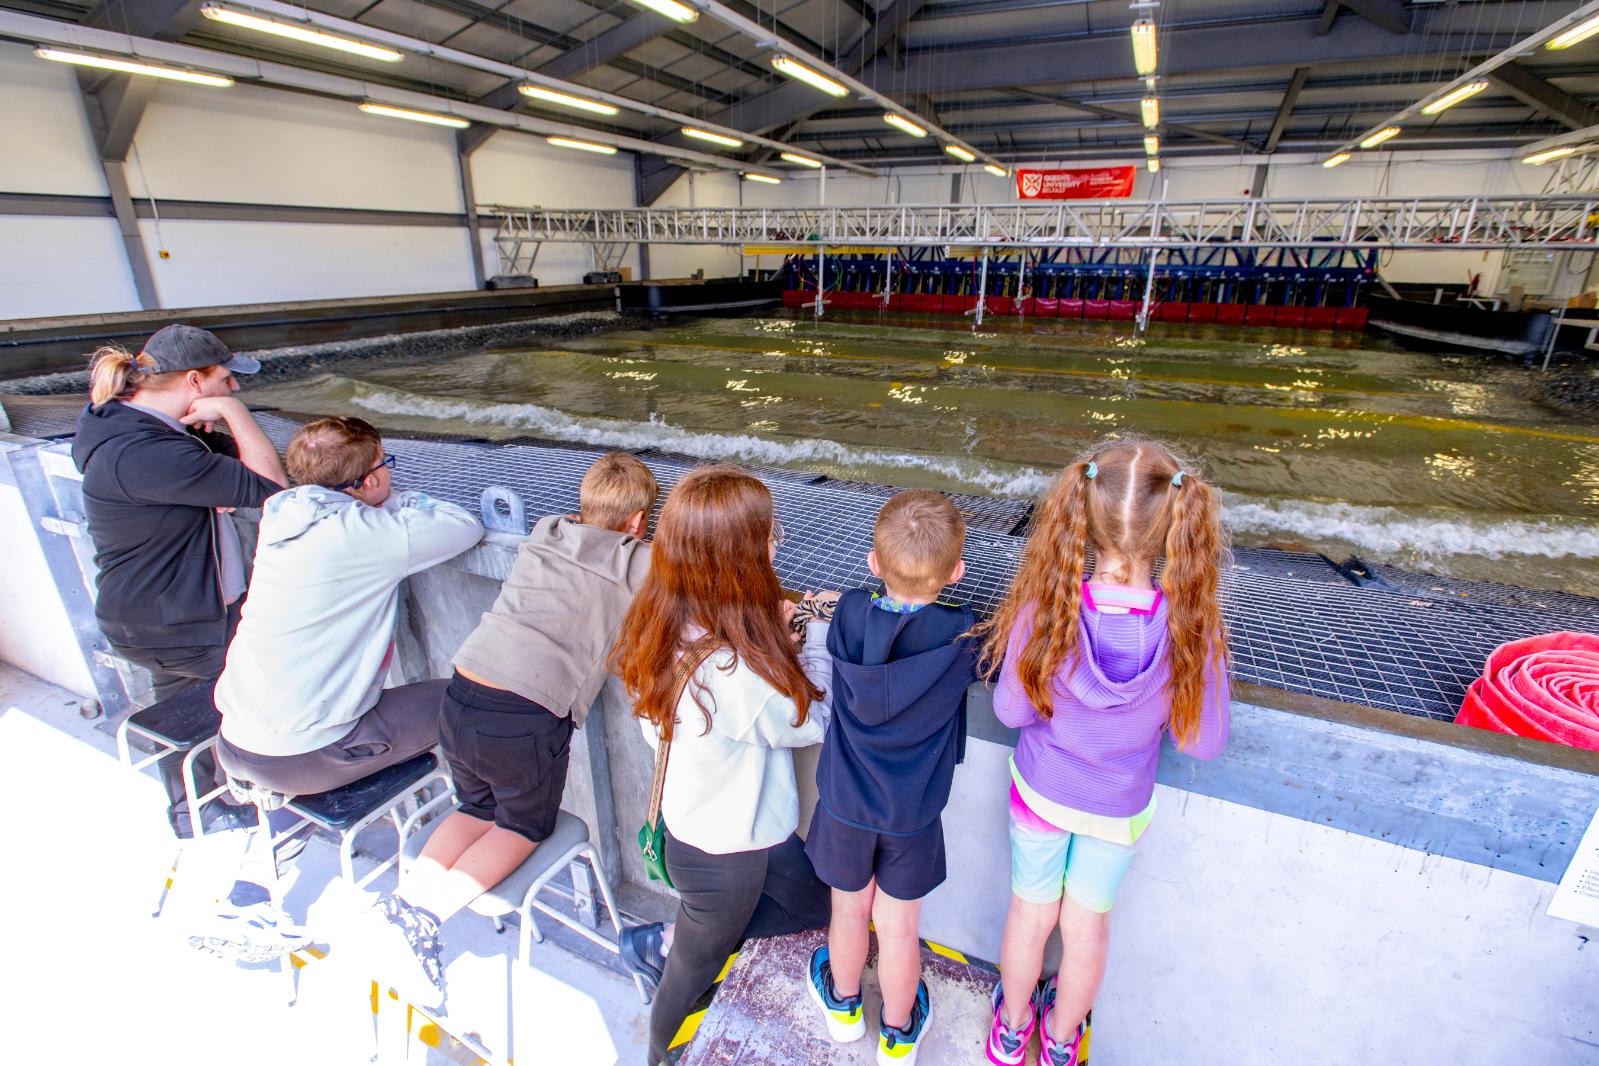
0, 664, 651, 1066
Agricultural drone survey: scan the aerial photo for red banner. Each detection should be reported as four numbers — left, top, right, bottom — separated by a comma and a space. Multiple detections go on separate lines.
1015, 166, 1136, 200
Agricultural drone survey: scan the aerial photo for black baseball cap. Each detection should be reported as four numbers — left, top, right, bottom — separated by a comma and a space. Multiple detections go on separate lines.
139, 324, 261, 375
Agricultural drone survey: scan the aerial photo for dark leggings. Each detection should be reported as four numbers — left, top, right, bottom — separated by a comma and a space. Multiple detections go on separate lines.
647, 828, 830, 1065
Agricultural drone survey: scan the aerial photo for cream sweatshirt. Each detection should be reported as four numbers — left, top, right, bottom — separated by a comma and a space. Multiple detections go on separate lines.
642, 622, 832, 855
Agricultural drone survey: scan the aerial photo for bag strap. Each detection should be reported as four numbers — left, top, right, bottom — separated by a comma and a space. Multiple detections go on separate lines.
645, 642, 714, 827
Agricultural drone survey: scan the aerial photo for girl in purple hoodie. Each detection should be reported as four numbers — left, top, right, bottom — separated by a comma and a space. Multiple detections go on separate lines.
975, 439, 1231, 1066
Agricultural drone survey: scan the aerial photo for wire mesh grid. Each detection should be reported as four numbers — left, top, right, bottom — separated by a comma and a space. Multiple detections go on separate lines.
1361, 562, 1599, 619
251, 414, 1596, 722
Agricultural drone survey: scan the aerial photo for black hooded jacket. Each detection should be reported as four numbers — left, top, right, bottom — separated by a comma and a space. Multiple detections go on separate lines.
71, 401, 280, 649
818, 589, 978, 835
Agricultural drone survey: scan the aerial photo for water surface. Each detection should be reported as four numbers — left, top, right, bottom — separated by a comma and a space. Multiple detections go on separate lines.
245, 312, 1599, 595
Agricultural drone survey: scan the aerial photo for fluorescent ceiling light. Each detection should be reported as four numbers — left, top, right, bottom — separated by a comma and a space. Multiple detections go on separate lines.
1523, 145, 1578, 165
1359, 126, 1401, 149
884, 112, 928, 138
984, 164, 1008, 178
1147, 158, 1160, 173
360, 102, 468, 128
1420, 81, 1489, 116
780, 152, 823, 168
33, 47, 234, 87
771, 56, 848, 98
1130, 19, 1157, 76
944, 144, 976, 162
1140, 96, 1159, 129
1548, 13, 1599, 49
1143, 134, 1159, 156
1322, 152, 1351, 169
519, 85, 619, 116
625, 0, 699, 23
682, 126, 742, 148
199, 5, 401, 62
547, 136, 618, 155
745, 173, 782, 184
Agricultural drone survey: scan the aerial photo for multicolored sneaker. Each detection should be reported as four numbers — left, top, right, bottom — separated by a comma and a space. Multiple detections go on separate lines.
807, 945, 865, 1042
368, 894, 446, 1010
985, 980, 1037, 1066
877, 979, 931, 1066
188, 897, 309, 964
1038, 975, 1086, 1066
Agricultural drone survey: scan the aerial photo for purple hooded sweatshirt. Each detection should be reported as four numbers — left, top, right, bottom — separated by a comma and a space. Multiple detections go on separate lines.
993, 600, 1230, 817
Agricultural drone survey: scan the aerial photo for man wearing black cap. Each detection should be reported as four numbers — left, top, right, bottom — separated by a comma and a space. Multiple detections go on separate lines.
73, 324, 288, 836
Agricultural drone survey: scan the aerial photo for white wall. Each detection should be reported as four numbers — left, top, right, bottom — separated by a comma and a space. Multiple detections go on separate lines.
0, 216, 143, 320
648, 169, 746, 279
471, 132, 641, 283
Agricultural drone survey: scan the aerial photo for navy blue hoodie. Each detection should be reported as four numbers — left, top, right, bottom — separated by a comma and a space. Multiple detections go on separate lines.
817, 589, 978, 835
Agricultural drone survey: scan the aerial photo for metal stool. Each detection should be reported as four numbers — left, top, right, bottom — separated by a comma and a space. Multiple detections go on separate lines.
400, 801, 650, 1003
116, 684, 234, 916
230, 752, 450, 891
115, 683, 229, 841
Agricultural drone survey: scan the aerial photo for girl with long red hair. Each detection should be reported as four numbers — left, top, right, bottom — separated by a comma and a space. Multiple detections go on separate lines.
976, 439, 1231, 1066
611, 465, 833, 1066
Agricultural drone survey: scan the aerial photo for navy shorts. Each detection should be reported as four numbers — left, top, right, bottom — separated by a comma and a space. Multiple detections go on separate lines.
805, 806, 946, 901
439, 672, 573, 843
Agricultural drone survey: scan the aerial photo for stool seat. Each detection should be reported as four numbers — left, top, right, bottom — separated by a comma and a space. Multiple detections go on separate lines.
402, 810, 591, 918
288, 753, 440, 831
123, 684, 220, 750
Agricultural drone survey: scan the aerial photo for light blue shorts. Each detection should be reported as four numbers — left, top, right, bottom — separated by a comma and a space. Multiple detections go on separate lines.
1009, 812, 1138, 912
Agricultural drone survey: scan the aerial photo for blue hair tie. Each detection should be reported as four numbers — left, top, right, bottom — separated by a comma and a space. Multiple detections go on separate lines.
1085, 461, 1098, 480
1172, 471, 1186, 487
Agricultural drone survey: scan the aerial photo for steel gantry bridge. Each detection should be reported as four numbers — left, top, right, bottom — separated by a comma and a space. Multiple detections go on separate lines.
487, 195, 1599, 273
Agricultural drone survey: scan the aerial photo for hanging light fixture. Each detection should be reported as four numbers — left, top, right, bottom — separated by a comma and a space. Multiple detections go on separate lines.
1420, 81, 1489, 116
780, 152, 823, 168
1523, 145, 1578, 165
771, 56, 848, 97
1140, 96, 1160, 129
199, 5, 402, 62
681, 126, 743, 148
944, 144, 975, 162
1548, 13, 1599, 49
623, 0, 699, 24
1130, 19, 1158, 76
1359, 126, 1401, 149
745, 173, 782, 184
519, 85, 619, 116
984, 163, 1008, 178
1143, 134, 1160, 156
883, 113, 928, 137
34, 47, 234, 86
359, 102, 468, 128
546, 136, 618, 155
1322, 152, 1351, 169
1147, 158, 1160, 173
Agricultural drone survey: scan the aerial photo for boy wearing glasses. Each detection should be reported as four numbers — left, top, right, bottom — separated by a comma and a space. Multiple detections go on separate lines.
214, 415, 482, 800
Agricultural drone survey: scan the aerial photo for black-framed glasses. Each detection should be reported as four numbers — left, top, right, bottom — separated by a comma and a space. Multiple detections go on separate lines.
340, 453, 395, 490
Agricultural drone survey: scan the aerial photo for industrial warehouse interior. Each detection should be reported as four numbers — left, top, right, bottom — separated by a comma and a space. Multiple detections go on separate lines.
1, 0, 1598, 1064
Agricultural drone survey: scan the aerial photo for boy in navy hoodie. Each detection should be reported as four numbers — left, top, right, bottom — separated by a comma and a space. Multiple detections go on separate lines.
805, 490, 976, 1066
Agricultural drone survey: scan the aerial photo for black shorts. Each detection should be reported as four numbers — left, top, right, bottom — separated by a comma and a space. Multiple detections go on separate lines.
804, 806, 947, 901
439, 672, 573, 843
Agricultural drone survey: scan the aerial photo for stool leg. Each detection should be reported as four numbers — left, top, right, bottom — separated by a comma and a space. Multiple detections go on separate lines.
584, 848, 652, 1006
151, 845, 183, 918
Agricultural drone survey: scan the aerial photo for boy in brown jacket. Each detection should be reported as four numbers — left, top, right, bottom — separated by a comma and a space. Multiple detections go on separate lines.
367, 452, 657, 1007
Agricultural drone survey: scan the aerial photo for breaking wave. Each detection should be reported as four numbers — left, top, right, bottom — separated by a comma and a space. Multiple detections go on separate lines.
349, 384, 1058, 497
1224, 495, 1599, 562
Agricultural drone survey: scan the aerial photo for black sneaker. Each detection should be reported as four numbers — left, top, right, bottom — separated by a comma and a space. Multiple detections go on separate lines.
619, 922, 666, 992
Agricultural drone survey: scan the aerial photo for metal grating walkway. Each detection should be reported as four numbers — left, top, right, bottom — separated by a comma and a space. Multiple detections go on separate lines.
253, 413, 1598, 723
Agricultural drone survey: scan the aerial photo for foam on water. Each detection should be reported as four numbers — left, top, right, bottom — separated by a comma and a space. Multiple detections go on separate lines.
1224, 495, 1599, 562
347, 381, 1599, 569
350, 383, 1058, 497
